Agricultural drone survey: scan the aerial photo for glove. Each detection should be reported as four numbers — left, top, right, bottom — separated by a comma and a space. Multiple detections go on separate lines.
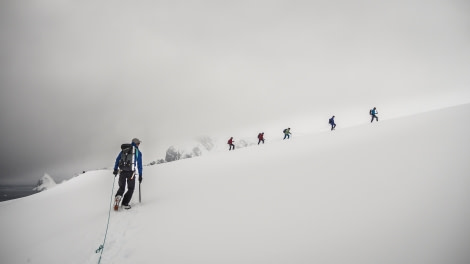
139, 176, 143, 183
113, 169, 118, 176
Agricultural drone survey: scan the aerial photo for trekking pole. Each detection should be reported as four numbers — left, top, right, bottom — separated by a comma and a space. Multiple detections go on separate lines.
139, 182, 141, 203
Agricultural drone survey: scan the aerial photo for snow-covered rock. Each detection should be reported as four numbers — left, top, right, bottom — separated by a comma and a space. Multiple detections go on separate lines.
164, 137, 216, 162
32, 173, 57, 192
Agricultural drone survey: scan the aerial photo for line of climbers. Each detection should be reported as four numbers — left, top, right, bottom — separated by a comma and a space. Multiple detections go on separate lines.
109, 107, 380, 210
229, 107, 379, 150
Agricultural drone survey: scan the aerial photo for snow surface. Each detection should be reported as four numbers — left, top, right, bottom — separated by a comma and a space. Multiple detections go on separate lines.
1, 104, 470, 264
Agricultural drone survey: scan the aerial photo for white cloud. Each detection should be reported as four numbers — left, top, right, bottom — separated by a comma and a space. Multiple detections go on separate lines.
1, 0, 470, 184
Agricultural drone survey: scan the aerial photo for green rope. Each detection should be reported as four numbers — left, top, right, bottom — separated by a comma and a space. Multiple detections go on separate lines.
96, 174, 117, 264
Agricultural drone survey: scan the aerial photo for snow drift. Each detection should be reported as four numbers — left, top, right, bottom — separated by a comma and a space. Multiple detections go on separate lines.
0, 104, 469, 264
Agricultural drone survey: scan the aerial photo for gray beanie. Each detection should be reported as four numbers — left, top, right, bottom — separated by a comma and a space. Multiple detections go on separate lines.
132, 138, 141, 144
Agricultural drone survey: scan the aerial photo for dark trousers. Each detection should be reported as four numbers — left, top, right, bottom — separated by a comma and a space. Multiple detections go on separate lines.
371, 115, 378, 122
283, 134, 290, 139
229, 144, 235, 150
116, 171, 136, 206
258, 139, 264, 145
330, 123, 336, 130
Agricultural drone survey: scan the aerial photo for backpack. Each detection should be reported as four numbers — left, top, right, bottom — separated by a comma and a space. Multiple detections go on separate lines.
118, 144, 135, 171
369, 109, 373, 115
283, 129, 287, 133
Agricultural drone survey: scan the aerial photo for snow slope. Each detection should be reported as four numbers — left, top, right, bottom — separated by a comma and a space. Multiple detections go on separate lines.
1, 104, 470, 264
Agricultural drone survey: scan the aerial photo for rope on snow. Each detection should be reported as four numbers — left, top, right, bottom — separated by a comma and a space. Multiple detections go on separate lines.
96, 175, 117, 264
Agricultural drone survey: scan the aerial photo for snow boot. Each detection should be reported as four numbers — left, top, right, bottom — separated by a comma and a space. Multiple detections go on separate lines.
114, 195, 121, 211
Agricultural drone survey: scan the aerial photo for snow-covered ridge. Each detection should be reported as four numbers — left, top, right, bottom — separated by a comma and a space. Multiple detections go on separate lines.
1, 104, 469, 264
154, 136, 258, 165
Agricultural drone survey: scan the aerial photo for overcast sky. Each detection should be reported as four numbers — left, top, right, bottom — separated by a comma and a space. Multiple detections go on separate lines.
1, 0, 470, 185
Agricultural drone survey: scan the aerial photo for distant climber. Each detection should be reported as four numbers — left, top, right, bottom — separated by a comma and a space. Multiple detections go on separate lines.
228, 137, 235, 150
329, 116, 336, 131
257, 132, 265, 145
370, 107, 378, 123
283, 128, 291, 140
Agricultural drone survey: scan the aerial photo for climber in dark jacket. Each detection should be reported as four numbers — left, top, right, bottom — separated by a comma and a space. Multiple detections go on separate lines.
329, 116, 336, 131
